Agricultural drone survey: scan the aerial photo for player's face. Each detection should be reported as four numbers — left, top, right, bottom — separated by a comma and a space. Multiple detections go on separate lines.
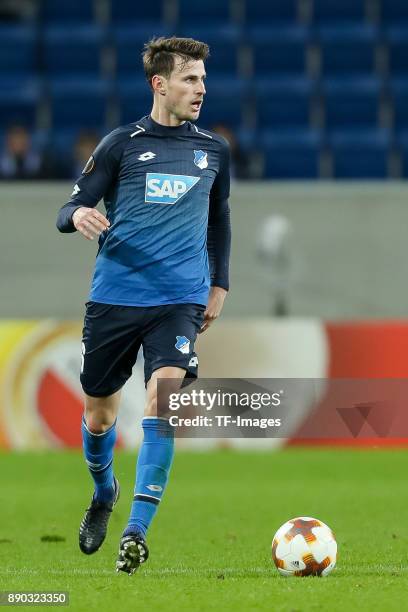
164, 57, 206, 121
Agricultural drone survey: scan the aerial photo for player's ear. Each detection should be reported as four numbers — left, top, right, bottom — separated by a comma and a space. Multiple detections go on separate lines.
151, 74, 166, 96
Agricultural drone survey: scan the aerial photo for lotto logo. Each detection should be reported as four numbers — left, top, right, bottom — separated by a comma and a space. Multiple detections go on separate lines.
138, 151, 156, 161
145, 173, 200, 204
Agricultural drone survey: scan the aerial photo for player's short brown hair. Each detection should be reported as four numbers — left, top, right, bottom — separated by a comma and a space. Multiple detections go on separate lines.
142, 36, 209, 86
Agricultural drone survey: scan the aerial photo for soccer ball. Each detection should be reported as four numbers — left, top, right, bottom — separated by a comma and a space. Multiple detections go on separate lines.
272, 516, 337, 577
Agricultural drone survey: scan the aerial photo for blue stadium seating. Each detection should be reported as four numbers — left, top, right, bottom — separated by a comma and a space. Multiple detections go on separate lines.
195, 78, 247, 129
1, 0, 402, 179
50, 78, 111, 128
110, 0, 164, 24
244, 0, 298, 25
116, 82, 154, 125
43, 25, 106, 78
380, 0, 408, 25
113, 25, 172, 78
203, 42, 241, 78
179, 26, 241, 76
50, 126, 103, 156
236, 126, 257, 151
177, 0, 231, 26
330, 129, 390, 178
396, 131, 408, 177
386, 27, 408, 77
261, 128, 322, 178
254, 77, 314, 128
0, 25, 37, 76
312, 0, 366, 24
40, 0, 94, 23
250, 26, 309, 76
318, 25, 377, 76
390, 79, 408, 129
0, 78, 40, 128
323, 77, 381, 129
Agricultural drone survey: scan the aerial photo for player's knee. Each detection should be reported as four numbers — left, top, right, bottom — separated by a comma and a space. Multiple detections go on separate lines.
84, 414, 115, 433
144, 375, 184, 417
144, 390, 172, 417
84, 405, 117, 433
144, 395, 158, 417
83, 390, 120, 432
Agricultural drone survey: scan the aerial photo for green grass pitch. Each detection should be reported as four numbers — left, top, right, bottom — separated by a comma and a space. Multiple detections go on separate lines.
1, 448, 407, 611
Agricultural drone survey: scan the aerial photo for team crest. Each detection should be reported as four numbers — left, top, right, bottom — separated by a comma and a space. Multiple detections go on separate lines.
175, 336, 190, 354
194, 150, 208, 169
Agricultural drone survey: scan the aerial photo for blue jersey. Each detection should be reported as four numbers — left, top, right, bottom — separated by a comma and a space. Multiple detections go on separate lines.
56, 116, 231, 307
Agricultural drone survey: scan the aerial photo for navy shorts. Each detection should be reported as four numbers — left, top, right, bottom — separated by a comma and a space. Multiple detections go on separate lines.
80, 301, 206, 397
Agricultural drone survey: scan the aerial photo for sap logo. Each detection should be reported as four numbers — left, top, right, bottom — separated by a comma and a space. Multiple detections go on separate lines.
145, 173, 200, 204
71, 184, 80, 196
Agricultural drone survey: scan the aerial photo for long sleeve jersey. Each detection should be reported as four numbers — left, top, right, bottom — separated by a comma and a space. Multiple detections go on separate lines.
56, 115, 231, 307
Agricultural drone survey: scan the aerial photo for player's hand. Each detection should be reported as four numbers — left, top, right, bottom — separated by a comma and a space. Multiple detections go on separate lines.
199, 286, 228, 334
72, 207, 110, 241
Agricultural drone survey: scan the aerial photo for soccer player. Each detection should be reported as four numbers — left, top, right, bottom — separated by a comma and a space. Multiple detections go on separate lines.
56, 37, 231, 575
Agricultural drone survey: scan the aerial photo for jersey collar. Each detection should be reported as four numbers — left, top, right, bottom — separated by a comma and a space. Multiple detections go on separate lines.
143, 115, 191, 136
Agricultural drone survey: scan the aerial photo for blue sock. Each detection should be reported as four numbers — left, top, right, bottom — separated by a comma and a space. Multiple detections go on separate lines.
81, 415, 117, 504
123, 417, 174, 539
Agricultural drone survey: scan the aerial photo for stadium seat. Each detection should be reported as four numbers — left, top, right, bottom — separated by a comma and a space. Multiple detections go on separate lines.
380, 0, 408, 26
179, 25, 242, 76
390, 79, 408, 130
330, 129, 390, 178
49, 127, 98, 155
40, 0, 94, 23
251, 26, 309, 77
236, 126, 257, 151
50, 78, 111, 129
195, 78, 247, 129
323, 77, 381, 130
312, 0, 366, 24
110, 0, 165, 24
244, 0, 298, 25
43, 25, 106, 78
318, 25, 377, 77
396, 132, 408, 177
260, 128, 322, 179
177, 0, 231, 26
0, 78, 40, 129
254, 77, 314, 128
116, 82, 155, 125
386, 27, 408, 77
204, 43, 240, 77
0, 25, 37, 76
113, 25, 172, 78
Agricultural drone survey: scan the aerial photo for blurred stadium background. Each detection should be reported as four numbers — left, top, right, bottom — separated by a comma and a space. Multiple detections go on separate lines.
4, 0, 408, 178
2, 0, 408, 451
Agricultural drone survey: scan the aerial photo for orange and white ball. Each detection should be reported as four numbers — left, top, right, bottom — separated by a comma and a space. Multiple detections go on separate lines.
272, 517, 337, 577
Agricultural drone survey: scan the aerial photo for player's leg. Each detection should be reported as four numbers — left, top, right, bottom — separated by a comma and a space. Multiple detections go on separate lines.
116, 303, 205, 574
116, 366, 184, 575
82, 390, 121, 504
125, 367, 183, 534
79, 301, 142, 555
79, 391, 122, 555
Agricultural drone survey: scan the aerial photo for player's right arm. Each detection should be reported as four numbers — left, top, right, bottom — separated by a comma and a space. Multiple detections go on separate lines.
56, 129, 128, 240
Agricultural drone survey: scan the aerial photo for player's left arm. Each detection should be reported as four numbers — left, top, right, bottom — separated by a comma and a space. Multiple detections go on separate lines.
200, 139, 232, 333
